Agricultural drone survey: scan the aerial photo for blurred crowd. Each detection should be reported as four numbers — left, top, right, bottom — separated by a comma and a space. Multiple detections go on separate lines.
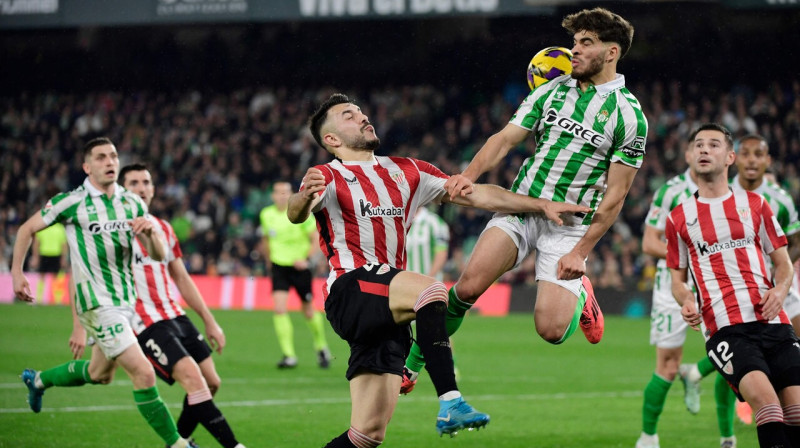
2, 79, 799, 290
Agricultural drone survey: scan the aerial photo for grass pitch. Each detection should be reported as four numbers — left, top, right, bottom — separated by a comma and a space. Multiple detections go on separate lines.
0, 303, 757, 447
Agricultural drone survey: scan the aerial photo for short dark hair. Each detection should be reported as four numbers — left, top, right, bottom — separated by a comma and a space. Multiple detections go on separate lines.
309, 93, 352, 150
83, 137, 114, 160
689, 123, 734, 149
735, 134, 768, 153
119, 163, 149, 184
562, 7, 634, 59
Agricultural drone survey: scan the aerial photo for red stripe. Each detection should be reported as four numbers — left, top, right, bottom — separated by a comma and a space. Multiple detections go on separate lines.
351, 165, 388, 263
358, 279, 389, 297
143, 264, 170, 321
698, 200, 743, 326
331, 168, 366, 267
160, 262, 181, 316
724, 194, 763, 317
146, 355, 171, 379
375, 160, 406, 268
134, 284, 153, 327
751, 195, 773, 291
679, 204, 717, 335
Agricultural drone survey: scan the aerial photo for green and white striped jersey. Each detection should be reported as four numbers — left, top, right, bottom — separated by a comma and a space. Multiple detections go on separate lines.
406, 207, 449, 281
644, 170, 698, 292
509, 74, 648, 225
731, 175, 800, 237
41, 178, 147, 314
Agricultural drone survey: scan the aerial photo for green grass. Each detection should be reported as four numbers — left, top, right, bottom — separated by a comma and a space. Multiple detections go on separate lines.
0, 304, 757, 447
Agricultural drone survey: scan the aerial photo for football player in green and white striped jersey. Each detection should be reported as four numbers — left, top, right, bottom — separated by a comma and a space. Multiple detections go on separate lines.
402, 7, 648, 390
406, 206, 450, 281
12, 138, 196, 448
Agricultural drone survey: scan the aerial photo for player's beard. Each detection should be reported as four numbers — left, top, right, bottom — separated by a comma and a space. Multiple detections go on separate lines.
571, 52, 605, 82
344, 133, 381, 152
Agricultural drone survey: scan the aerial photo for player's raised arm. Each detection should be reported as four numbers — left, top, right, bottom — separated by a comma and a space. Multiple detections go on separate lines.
288, 167, 325, 224
443, 183, 591, 226
445, 123, 529, 200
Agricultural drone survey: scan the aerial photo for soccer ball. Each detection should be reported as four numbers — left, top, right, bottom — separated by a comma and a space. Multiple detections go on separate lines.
527, 46, 573, 90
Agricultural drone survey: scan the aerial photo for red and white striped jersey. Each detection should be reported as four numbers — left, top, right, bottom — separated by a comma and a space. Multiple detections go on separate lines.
132, 215, 186, 327
307, 156, 448, 297
666, 189, 789, 337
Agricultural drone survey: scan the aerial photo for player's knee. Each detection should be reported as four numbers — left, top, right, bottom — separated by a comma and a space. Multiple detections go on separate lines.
89, 370, 114, 384
413, 281, 447, 312
453, 280, 483, 304
206, 375, 221, 395
537, 325, 564, 344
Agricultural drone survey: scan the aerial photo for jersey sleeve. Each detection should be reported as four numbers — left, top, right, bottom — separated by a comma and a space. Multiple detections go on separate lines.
645, 184, 671, 231
758, 196, 788, 254
610, 95, 648, 169
508, 83, 557, 130
160, 219, 182, 262
411, 159, 448, 207
310, 164, 335, 213
665, 211, 688, 270
40, 192, 77, 227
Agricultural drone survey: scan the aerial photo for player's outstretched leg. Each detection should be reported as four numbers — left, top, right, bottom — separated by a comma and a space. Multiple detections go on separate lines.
579, 275, 604, 344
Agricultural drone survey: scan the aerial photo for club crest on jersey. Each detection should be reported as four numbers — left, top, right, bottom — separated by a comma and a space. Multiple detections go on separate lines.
88, 220, 132, 234
737, 208, 750, 220
543, 108, 606, 146
595, 110, 609, 123
377, 264, 391, 275
555, 90, 567, 99
359, 199, 403, 218
390, 171, 406, 185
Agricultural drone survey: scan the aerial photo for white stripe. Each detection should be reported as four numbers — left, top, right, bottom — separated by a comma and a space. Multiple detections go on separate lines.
243, 276, 256, 310
220, 276, 233, 310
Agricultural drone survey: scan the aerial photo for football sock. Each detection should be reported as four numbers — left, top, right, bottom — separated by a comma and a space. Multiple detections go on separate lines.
755, 404, 789, 447
715, 374, 736, 438
781, 404, 800, 446
273, 313, 296, 358
305, 311, 328, 351
405, 286, 472, 373
133, 386, 181, 446
177, 395, 200, 439
642, 373, 672, 435
555, 285, 587, 345
415, 284, 457, 397
698, 356, 716, 377
324, 428, 381, 447
184, 389, 239, 448
39, 360, 97, 388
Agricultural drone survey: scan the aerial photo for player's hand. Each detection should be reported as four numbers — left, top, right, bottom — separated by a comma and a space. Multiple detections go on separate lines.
557, 251, 586, 280
301, 168, 326, 201
681, 301, 702, 330
206, 321, 226, 354
12, 273, 35, 302
130, 216, 155, 237
69, 325, 87, 359
444, 174, 475, 201
293, 259, 309, 270
541, 202, 592, 226
759, 288, 786, 321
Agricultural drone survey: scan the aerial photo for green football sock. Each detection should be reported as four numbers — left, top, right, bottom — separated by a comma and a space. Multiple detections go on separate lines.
39, 360, 97, 388
715, 373, 736, 438
305, 311, 328, 351
698, 356, 716, 377
133, 386, 181, 446
273, 313, 296, 358
642, 373, 672, 435
405, 286, 473, 373
554, 286, 587, 345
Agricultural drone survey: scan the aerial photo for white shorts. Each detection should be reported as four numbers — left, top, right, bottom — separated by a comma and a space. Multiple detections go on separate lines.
78, 306, 145, 360
485, 212, 588, 298
649, 288, 689, 348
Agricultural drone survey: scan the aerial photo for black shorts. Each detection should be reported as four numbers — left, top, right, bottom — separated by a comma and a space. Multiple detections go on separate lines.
324, 264, 410, 380
137, 315, 213, 385
39, 256, 61, 273
707, 322, 800, 400
272, 264, 313, 302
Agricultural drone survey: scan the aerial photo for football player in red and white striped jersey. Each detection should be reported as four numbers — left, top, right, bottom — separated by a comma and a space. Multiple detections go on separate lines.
292, 93, 590, 447
666, 123, 799, 448
120, 164, 245, 448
